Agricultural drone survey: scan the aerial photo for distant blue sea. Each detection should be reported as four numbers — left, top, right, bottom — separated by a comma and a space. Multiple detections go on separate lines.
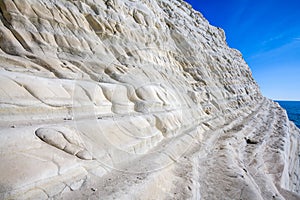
276, 101, 300, 129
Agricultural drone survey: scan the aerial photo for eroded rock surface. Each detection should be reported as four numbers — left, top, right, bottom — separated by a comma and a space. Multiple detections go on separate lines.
0, 0, 299, 199
35, 127, 94, 160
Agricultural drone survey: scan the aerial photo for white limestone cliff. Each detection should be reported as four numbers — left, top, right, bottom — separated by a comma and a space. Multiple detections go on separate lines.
0, 0, 299, 199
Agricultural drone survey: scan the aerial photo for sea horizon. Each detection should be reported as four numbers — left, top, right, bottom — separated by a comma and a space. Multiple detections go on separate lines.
276, 100, 300, 129
274, 100, 300, 102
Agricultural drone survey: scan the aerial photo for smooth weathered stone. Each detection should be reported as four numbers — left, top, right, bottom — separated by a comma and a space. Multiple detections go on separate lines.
0, 0, 299, 199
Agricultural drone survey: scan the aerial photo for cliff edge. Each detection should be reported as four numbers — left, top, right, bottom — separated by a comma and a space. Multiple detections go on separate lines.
0, 0, 299, 199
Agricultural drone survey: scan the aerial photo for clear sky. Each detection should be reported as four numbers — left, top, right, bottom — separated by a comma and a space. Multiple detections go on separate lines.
185, 0, 300, 100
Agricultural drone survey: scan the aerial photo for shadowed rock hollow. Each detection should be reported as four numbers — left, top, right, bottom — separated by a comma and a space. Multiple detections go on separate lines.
0, 0, 299, 199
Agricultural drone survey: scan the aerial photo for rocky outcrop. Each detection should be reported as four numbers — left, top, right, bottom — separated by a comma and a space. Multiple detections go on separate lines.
0, 0, 299, 199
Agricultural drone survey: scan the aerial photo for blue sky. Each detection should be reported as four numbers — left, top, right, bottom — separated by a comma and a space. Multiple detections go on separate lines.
185, 0, 300, 100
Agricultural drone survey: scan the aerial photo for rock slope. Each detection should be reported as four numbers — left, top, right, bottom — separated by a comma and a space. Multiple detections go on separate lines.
0, 0, 299, 199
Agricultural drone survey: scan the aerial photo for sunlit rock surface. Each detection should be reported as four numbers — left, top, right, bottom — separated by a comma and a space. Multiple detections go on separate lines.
0, 0, 299, 199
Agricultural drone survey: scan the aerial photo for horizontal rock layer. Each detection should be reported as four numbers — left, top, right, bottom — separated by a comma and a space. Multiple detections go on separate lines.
0, 0, 299, 199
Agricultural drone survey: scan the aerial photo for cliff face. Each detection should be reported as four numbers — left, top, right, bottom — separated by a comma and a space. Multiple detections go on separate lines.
0, 0, 299, 199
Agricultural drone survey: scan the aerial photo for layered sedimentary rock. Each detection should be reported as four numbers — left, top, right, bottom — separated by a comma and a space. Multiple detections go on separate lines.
0, 0, 299, 199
